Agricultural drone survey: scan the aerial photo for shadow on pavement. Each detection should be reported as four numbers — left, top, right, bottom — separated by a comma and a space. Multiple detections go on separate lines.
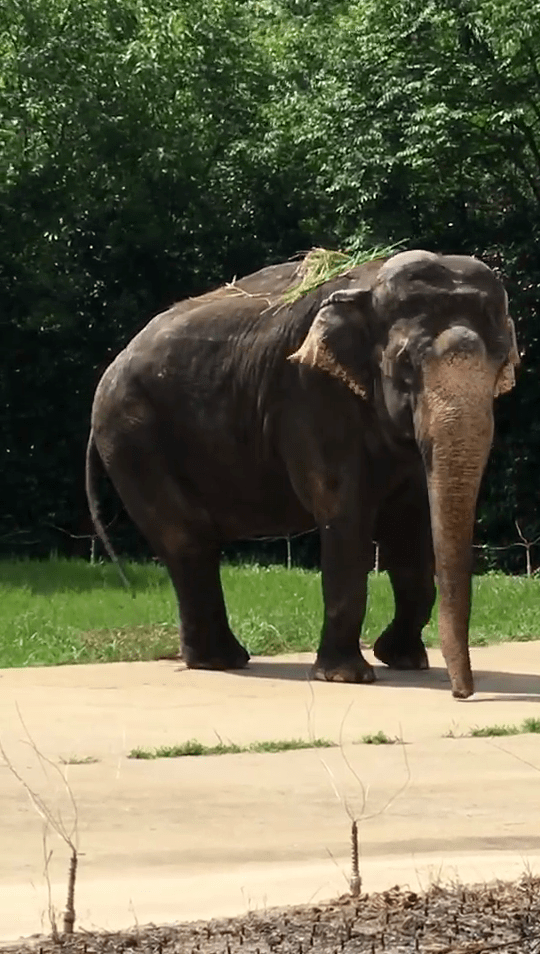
231, 659, 540, 698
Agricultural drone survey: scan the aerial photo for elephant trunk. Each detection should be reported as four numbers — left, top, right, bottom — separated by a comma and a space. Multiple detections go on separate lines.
417, 330, 496, 698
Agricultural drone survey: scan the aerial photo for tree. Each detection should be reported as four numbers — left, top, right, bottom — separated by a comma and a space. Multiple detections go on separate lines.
1, 0, 539, 565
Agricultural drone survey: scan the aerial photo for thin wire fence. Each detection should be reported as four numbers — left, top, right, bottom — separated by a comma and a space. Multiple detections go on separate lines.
16, 517, 540, 578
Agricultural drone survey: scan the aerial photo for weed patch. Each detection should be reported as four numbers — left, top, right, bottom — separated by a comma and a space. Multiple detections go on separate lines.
359, 731, 399, 745
128, 737, 334, 760
470, 717, 540, 738
59, 756, 100, 765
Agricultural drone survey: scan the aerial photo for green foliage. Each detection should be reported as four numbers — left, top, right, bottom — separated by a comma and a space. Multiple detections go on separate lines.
1, 0, 540, 564
266, 0, 540, 242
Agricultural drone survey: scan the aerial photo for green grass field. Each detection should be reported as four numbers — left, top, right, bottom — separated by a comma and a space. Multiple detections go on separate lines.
1, 557, 539, 669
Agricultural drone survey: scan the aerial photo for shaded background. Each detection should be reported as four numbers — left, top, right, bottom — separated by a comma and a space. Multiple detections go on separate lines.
1, 0, 538, 571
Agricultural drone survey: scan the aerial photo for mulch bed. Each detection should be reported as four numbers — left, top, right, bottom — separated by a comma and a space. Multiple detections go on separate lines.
5, 877, 540, 954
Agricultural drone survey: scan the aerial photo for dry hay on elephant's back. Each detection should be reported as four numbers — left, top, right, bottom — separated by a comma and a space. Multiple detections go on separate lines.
282, 244, 402, 303
5, 876, 540, 954
182, 245, 401, 313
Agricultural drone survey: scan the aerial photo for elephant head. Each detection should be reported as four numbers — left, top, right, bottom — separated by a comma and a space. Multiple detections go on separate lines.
289, 249, 519, 698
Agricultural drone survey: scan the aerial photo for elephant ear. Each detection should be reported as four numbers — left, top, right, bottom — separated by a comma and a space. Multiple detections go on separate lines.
494, 316, 520, 397
288, 288, 374, 399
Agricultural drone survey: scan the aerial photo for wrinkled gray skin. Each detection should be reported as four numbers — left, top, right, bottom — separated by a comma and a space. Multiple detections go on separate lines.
86, 250, 519, 698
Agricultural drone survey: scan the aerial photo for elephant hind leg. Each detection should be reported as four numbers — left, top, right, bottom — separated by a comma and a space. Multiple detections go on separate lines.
102, 441, 249, 670
167, 547, 249, 670
373, 475, 435, 671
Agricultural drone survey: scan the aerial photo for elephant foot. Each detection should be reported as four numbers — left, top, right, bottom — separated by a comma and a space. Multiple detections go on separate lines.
373, 628, 429, 670
312, 652, 376, 684
181, 634, 250, 671
450, 671, 474, 700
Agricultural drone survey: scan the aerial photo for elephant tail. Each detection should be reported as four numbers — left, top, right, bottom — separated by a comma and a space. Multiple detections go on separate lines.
85, 431, 131, 591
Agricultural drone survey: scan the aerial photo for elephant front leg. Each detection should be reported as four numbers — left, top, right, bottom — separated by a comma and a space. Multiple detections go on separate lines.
373, 476, 436, 671
313, 520, 375, 684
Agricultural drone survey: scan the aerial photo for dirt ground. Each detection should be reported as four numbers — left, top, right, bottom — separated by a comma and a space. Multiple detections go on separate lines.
5, 878, 540, 954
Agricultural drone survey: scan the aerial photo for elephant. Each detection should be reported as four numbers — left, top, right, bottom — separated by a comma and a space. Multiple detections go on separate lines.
86, 249, 520, 698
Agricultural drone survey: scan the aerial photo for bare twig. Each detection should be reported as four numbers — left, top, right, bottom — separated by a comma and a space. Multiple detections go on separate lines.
42, 827, 59, 942
337, 704, 368, 819
16, 704, 79, 847
472, 518, 540, 576
309, 691, 410, 899
223, 278, 272, 307
46, 513, 119, 542
357, 730, 411, 825
514, 520, 540, 577
1, 709, 81, 935
0, 528, 35, 540
324, 846, 351, 889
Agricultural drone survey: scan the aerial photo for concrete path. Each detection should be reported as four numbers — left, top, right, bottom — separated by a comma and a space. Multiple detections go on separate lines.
1, 642, 539, 941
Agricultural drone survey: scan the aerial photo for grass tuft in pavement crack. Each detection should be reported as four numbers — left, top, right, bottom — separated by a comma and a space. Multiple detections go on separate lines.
128, 737, 335, 759
469, 717, 540, 738
59, 755, 100, 765
358, 731, 399, 745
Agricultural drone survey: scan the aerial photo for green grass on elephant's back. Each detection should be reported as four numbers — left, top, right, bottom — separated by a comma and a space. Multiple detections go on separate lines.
0, 558, 539, 668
